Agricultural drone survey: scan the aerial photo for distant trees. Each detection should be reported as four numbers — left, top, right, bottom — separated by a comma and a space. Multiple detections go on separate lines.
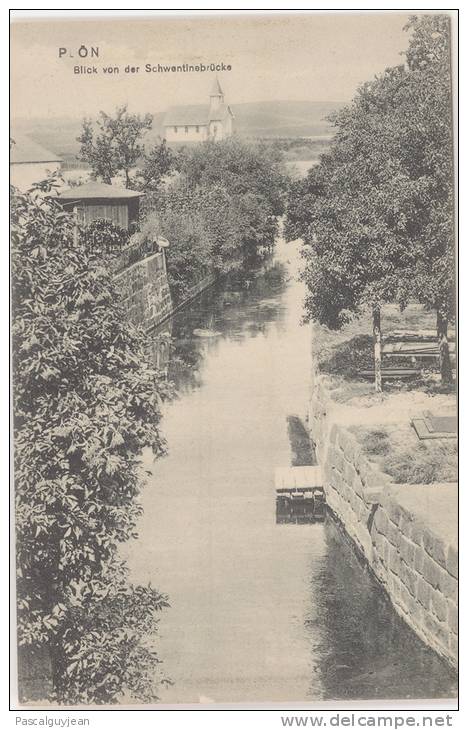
12, 179, 170, 703
286, 14, 455, 388
78, 105, 153, 188
143, 138, 289, 303
178, 137, 287, 217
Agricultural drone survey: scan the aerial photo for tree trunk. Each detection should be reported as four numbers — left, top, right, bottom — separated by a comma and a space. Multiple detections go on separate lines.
125, 168, 131, 189
373, 307, 382, 393
48, 641, 63, 700
437, 311, 453, 384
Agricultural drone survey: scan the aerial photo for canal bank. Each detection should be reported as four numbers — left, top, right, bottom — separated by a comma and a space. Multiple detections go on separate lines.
308, 359, 458, 669
112, 242, 219, 336
17, 238, 457, 705
125, 237, 456, 703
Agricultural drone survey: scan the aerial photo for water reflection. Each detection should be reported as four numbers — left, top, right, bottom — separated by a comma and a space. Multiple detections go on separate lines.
276, 494, 325, 524
311, 518, 457, 700
153, 259, 289, 395
127, 240, 456, 704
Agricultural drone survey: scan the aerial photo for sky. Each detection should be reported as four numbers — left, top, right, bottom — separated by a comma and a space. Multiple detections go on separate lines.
10, 12, 416, 121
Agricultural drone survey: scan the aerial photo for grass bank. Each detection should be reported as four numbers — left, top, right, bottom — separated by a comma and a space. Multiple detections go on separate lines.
311, 301, 457, 485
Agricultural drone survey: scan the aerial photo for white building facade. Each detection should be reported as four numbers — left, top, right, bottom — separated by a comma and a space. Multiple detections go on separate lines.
163, 78, 234, 143
10, 134, 62, 191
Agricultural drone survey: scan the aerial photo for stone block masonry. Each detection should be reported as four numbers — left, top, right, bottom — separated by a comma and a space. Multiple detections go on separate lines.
110, 246, 219, 374
113, 251, 173, 331
371, 484, 458, 667
308, 365, 458, 669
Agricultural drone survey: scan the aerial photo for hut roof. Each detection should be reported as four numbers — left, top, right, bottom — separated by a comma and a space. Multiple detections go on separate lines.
10, 134, 62, 164
59, 181, 143, 200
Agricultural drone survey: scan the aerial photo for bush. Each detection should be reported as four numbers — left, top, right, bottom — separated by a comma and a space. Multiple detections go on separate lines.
158, 202, 211, 303
318, 335, 374, 379
12, 180, 170, 704
81, 218, 130, 254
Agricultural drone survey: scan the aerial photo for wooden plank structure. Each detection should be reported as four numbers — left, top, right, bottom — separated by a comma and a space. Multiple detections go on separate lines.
59, 181, 143, 232
358, 367, 421, 381
275, 466, 325, 523
386, 329, 456, 342
383, 341, 456, 359
359, 327, 457, 383
275, 465, 323, 491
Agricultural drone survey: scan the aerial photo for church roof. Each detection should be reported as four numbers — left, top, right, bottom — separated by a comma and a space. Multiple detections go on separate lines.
209, 103, 233, 122
164, 104, 210, 127
164, 103, 234, 127
10, 134, 62, 164
59, 181, 143, 200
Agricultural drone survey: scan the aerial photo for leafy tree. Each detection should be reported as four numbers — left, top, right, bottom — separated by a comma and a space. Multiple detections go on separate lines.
78, 105, 153, 188
77, 119, 115, 185
234, 191, 279, 260
397, 14, 455, 383
151, 182, 212, 302
142, 138, 288, 303
286, 14, 455, 388
12, 178, 171, 704
178, 137, 288, 217
139, 138, 176, 191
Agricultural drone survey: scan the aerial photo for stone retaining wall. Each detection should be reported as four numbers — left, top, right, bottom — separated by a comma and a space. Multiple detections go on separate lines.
308, 367, 458, 668
166, 272, 218, 322
371, 488, 458, 667
113, 250, 173, 331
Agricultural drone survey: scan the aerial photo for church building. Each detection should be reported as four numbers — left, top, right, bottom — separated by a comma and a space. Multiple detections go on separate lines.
163, 78, 234, 143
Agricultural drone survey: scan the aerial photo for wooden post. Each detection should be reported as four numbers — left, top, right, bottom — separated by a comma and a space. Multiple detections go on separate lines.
72, 205, 78, 246
373, 307, 382, 393
437, 310, 453, 384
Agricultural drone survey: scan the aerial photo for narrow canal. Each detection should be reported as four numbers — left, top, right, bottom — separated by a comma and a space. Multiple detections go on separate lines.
126, 238, 456, 704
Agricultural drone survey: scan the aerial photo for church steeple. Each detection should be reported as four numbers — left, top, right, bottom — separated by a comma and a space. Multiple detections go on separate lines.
209, 77, 224, 114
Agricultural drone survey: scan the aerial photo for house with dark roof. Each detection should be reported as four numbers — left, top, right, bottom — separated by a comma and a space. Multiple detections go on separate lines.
10, 134, 62, 191
58, 181, 143, 230
163, 78, 234, 143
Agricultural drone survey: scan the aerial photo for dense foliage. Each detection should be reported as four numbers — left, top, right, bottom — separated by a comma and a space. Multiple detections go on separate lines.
143, 137, 288, 302
81, 218, 130, 253
12, 180, 170, 704
138, 138, 177, 192
285, 15, 455, 382
177, 137, 287, 217
78, 105, 153, 188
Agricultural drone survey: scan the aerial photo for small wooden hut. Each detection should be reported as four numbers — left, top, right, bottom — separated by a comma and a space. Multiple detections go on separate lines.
58, 181, 143, 231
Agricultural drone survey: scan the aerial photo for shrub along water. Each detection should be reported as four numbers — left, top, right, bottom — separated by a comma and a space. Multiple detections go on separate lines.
12, 179, 171, 704
141, 137, 289, 304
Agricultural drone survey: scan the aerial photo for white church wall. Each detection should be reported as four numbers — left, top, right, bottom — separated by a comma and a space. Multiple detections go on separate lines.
165, 125, 208, 143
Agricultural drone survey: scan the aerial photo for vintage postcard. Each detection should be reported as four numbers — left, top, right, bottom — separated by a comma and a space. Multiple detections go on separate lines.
10, 10, 458, 709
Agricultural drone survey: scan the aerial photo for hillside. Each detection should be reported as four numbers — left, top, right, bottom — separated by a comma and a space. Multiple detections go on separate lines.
231, 100, 342, 138
12, 100, 343, 163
